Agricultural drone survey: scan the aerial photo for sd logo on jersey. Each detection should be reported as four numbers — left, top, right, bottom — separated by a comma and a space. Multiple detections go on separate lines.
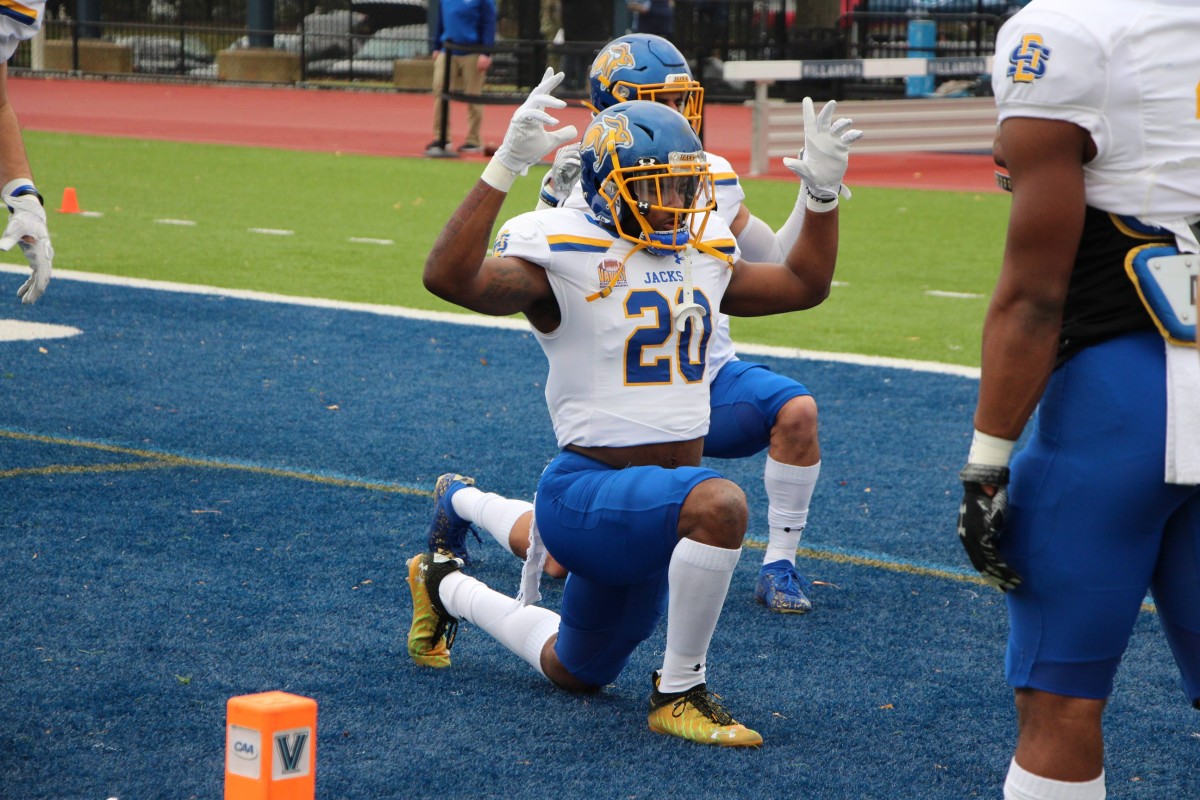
582, 114, 634, 169
1007, 33, 1051, 83
491, 230, 511, 256
591, 42, 635, 92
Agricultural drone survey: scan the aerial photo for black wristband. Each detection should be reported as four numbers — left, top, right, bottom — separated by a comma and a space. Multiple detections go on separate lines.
9, 184, 44, 206
959, 463, 1010, 486
804, 185, 838, 204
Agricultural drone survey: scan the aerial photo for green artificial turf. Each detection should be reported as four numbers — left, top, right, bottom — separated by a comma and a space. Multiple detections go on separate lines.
9, 131, 1011, 367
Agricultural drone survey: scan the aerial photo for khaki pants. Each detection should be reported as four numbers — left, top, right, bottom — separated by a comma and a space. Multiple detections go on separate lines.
540, 0, 562, 71
431, 51, 487, 148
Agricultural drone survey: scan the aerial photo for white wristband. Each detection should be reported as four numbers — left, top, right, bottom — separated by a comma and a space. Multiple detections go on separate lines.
968, 429, 1016, 467
806, 194, 838, 212
481, 157, 519, 193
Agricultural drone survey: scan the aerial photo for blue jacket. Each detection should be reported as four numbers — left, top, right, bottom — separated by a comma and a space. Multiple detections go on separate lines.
433, 0, 496, 56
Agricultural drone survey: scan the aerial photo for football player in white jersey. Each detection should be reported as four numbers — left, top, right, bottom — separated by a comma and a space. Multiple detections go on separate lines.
460, 33, 859, 614
957, 2, 1200, 797
408, 68, 854, 746
0, 0, 53, 304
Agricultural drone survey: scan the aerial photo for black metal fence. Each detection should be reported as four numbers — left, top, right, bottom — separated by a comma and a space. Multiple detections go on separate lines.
15, 1, 1022, 101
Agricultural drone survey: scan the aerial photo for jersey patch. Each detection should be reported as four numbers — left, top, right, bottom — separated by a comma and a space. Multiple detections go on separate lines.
596, 258, 628, 291
491, 230, 511, 256
1007, 33, 1051, 83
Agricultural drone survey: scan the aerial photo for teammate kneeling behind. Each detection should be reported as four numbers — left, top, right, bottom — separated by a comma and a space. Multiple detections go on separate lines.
412, 69, 853, 746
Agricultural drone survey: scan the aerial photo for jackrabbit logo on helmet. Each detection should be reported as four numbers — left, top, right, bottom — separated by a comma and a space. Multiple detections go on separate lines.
582, 113, 633, 167
591, 43, 636, 91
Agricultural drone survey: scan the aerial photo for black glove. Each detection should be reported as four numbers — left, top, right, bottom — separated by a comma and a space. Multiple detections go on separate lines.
957, 463, 1022, 592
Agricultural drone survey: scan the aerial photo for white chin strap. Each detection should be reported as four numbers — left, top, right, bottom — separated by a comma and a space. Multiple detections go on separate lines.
673, 246, 706, 332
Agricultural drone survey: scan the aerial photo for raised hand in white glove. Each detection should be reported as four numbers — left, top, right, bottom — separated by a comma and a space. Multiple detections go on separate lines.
782, 97, 863, 211
538, 143, 582, 208
0, 181, 53, 304
483, 67, 579, 192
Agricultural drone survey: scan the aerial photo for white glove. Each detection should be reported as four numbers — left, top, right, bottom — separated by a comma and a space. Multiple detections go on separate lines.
483, 67, 579, 192
0, 181, 53, 304
782, 97, 863, 210
538, 143, 582, 208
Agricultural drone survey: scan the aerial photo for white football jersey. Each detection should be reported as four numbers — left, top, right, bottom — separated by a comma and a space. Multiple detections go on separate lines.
563, 149, 746, 374
992, 0, 1200, 218
0, 0, 45, 61
493, 207, 740, 448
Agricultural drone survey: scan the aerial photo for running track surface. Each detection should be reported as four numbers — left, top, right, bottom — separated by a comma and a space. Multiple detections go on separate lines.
9, 76, 1001, 192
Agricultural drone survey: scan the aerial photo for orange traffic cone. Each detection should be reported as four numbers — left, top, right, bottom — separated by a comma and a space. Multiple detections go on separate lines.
57, 187, 81, 214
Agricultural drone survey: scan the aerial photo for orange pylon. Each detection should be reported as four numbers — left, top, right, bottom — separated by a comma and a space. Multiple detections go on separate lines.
57, 187, 81, 214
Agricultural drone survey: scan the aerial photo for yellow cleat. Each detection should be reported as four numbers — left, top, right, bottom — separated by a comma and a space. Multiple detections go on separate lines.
406, 552, 462, 668
647, 673, 763, 747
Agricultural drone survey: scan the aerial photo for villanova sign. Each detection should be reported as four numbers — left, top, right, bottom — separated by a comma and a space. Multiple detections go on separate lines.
272, 728, 312, 779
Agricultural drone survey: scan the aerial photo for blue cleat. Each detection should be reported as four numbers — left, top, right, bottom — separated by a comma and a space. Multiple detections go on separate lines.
427, 473, 479, 561
755, 559, 813, 614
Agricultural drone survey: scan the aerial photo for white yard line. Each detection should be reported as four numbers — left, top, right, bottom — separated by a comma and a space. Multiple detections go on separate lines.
0, 265, 981, 378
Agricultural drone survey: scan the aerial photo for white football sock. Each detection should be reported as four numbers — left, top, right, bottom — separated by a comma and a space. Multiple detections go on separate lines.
1004, 759, 1105, 800
450, 487, 532, 556
658, 539, 741, 693
763, 457, 819, 565
438, 570, 558, 677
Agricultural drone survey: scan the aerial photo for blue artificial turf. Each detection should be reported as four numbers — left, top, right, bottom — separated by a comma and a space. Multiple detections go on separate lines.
1, 276, 1196, 799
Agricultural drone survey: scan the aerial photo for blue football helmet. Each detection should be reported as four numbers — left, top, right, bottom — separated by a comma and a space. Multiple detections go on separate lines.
587, 34, 704, 134
579, 101, 715, 255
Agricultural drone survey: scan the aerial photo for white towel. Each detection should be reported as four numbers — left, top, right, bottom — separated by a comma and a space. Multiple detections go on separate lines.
1165, 341, 1200, 484
1146, 216, 1200, 485
513, 511, 547, 608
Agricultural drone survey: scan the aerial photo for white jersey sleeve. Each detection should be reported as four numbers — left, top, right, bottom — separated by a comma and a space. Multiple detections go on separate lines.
992, 0, 1200, 219
492, 208, 738, 448
0, 0, 45, 61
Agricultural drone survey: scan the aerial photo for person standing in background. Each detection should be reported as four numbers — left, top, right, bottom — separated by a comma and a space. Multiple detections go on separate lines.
0, 0, 53, 304
539, 0, 562, 71
427, 0, 496, 157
